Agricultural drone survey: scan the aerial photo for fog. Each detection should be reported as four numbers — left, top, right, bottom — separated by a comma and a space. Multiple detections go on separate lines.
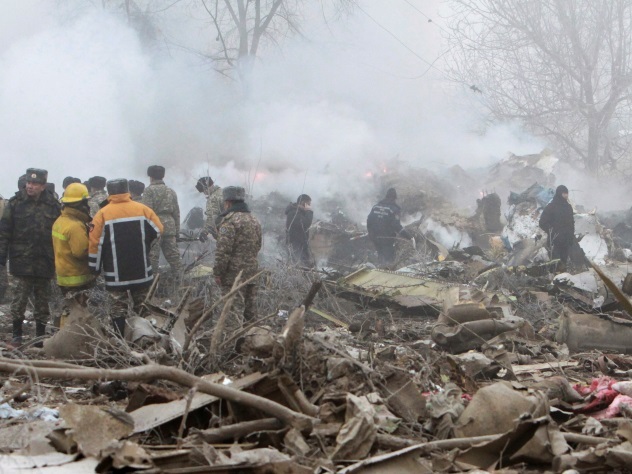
0, 1, 556, 220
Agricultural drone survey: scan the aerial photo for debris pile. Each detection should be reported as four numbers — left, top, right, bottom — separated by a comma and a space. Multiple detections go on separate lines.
4, 155, 632, 472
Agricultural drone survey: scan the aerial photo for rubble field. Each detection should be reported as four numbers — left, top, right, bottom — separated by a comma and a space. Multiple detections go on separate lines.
2, 155, 632, 473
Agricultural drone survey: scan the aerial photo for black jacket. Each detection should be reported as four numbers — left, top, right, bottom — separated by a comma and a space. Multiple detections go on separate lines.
285, 203, 313, 248
539, 194, 575, 244
367, 199, 409, 240
0, 190, 61, 278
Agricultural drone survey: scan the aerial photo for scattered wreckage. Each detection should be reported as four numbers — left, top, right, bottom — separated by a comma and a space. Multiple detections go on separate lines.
3, 155, 632, 472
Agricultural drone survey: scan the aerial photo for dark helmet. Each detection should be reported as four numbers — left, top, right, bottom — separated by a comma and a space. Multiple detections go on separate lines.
385, 188, 397, 200
106, 179, 129, 196
147, 165, 165, 180
195, 176, 213, 193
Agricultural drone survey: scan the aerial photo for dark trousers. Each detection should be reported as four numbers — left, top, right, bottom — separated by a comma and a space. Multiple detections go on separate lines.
288, 241, 311, 266
10, 276, 51, 323
373, 238, 396, 266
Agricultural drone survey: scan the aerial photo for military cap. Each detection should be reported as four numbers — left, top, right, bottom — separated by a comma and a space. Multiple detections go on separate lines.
195, 176, 213, 193
107, 179, 129, 196
25, 168, 48, 184
62, 176, 81, 189
147, 165, 165, 179
17, 174, 27, 190
88, 176, 107, 189
128, 179, 145, 196
223, 186, 245, 202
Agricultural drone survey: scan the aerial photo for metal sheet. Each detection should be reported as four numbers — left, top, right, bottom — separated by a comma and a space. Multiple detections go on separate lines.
130, 372, 266, 434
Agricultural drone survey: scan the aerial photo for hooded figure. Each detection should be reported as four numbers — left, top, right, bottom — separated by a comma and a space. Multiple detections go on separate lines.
367, 188, 411, 266
285, 194, 313, 265
539, 185, 575, 266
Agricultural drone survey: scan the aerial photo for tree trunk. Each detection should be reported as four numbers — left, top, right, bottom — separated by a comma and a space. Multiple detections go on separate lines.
586, 121, 600, 174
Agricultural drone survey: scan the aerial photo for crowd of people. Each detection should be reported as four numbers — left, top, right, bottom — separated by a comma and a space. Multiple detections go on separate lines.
0, 164, 574, 346
0, 167, 262, 345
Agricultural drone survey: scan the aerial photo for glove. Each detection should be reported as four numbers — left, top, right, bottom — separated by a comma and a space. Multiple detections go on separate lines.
199, 230, 209, 242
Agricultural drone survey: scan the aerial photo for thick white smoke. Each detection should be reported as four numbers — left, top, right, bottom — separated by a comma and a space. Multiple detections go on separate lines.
0, 0, 550, 221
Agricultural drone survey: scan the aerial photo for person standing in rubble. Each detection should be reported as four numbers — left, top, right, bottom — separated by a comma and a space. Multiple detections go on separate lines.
0, 169, 61, 344
129, 180, 145, 202
213, 186, 262, 322
87, 176, 108, 217
142, 166, 182, 276
89, 179, 163, 336
539, 184, 575, 269
196, 177, 223, 241
367, 188, 412, 266
52, 183, 94, 325
285, 194, 313, 266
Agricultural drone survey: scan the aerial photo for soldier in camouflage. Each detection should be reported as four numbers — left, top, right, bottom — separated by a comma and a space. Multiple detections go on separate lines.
196, 177, 223, 241
142, 166, 182, 276
213, 186, 262, 322
0, 169, 61, 344
87, 176, 108, 218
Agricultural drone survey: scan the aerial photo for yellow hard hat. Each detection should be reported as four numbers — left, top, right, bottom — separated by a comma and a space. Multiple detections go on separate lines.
61, 183, 90, 203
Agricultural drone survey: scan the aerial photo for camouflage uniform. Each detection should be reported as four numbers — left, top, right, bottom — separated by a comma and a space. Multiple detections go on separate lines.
204, 185, 223, 238
88, 189, 108, 218
0, 188, 61, 324
142, 180, 182, 275
214, 202, 262, 321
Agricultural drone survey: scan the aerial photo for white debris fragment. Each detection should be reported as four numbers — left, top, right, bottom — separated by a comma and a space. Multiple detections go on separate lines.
0, 403, 58, 422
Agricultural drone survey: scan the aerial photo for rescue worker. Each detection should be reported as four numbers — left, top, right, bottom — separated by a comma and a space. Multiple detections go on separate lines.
539, 184, 575, 269
285, 194, 313, 265
367, 188, 411, 266
89, 179, 163, 336
129, 180, 145, 202
196, 177, 223, 241
87, 176, 108, 217
142, 166, 182, 276
0, 169, 61, 344
213, 186, 262, 322
52, 183, 94, 324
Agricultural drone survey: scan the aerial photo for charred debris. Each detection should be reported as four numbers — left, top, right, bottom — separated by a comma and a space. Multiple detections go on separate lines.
3, 152, 632, 472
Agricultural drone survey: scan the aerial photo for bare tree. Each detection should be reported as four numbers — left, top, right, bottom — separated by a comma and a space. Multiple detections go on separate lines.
64, 0, 353, 91
447, 0, 632, 175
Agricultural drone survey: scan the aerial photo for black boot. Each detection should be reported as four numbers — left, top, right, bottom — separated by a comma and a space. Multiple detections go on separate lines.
36, 321, 47, 338
33, 321, 47, 348
112, 317, 127, 338
12, 320, 23, 345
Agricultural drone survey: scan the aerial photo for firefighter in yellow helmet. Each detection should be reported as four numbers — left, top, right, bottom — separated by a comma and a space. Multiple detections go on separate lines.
52, 183, 95, 326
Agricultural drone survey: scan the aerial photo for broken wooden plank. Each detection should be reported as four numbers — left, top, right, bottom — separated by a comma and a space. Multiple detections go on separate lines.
309, 307, 349, 329
512, 360, 578, 375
